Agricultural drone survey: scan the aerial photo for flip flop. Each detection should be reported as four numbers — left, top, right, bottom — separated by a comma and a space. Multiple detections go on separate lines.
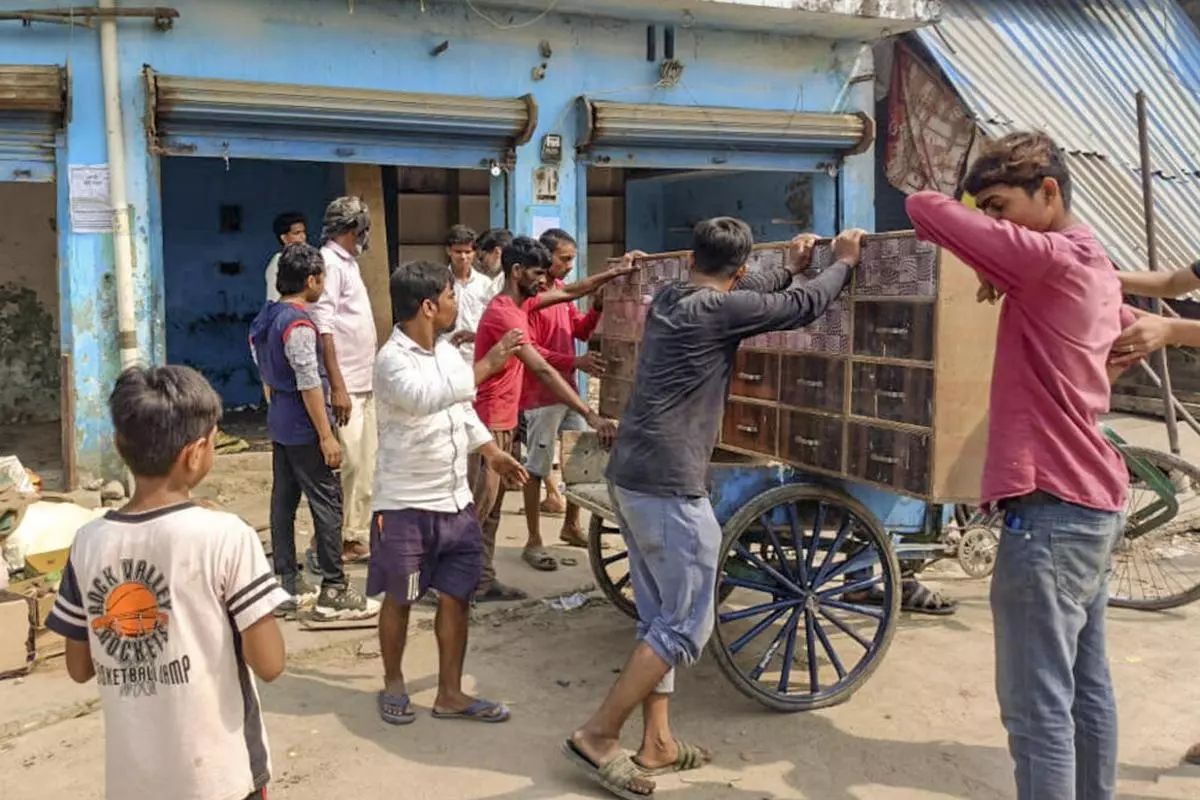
632, 740, 713, 777
378, 691, 415, 726
561, 739, 655, 799
523, 547, 559, 572
431, 699, 511, 723
474, 582, 528, 604
854, 580, 958, 616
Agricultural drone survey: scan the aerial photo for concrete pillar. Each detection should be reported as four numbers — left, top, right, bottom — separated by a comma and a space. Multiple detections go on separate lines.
838, 46, 877, 232
343, 164, 393, 347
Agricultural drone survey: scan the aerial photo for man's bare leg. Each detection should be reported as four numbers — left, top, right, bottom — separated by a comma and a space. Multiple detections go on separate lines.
571, 643, 669, 796
542, 476, 566, 514
523, 478, 545, 549
560, 500, 588, 547
378, 595, 412, 721
635, 693, 677, 769
431, 592, 506, 718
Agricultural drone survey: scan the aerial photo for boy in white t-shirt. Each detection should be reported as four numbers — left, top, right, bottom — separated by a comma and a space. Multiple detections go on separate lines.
47, 365, 290, 800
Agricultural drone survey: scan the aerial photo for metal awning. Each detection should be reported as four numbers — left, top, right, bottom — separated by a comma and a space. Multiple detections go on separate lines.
144, 69, 538, 167
578, 97, 874, 162
0, 65, 67, 182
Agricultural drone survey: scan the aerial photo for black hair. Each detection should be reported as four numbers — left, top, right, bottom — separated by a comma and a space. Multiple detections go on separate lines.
501, 236, 552, 278
962, 131, 1073, 211
109, 365, 223, 477
391, 260, 453, 323
691, 217, 754, 278
445, 224, 477, 248
276, 242, 325, 296
272, 211, 306, 240
476, 227, 513, 253
539, 227, 576, 254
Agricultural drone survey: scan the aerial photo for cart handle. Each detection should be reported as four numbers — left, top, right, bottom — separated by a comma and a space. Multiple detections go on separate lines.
876, 326, 909, 336
876, 389, 906, 400
736, 372, 763, 383
796, 378, 824, 388
736, 424, 760, 435
869, 453, 900, 465
793, 435, 819, 447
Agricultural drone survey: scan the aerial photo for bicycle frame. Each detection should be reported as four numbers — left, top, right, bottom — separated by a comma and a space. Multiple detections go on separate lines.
1100, 424, 1179, 538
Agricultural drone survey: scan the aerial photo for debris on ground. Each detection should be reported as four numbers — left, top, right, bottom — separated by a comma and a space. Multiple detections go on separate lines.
546, 592, 588, 612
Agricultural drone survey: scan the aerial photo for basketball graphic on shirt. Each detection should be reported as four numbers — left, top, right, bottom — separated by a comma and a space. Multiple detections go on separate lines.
91, 581, 169, 638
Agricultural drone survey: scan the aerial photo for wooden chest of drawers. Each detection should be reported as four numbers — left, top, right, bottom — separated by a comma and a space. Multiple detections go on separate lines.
597, 231, 999, 503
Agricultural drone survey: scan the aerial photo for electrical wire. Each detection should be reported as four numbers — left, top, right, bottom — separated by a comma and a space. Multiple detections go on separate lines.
464, 0, 561, 30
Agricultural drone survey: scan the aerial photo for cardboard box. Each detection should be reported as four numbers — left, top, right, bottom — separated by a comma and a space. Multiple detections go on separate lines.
587, 168, 626, 196
398, 194, 451, 244
398, 166, 450, 194
25, 547, 68, 576
457, 168, 492, 195
397, 244, 449, 266
458, 195, 491, 234
587, 243, 621, 276
587, 197, 626, 244
0, 592, 33, 677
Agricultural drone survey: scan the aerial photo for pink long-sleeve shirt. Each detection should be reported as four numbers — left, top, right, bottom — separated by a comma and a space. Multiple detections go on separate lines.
906, 192, 1129, 511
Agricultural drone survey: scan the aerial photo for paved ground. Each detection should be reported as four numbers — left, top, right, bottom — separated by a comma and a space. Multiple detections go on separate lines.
2, 412, 1200, 798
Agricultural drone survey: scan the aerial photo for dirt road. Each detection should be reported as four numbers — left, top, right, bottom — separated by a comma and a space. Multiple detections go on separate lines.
3, 574, 1199, 800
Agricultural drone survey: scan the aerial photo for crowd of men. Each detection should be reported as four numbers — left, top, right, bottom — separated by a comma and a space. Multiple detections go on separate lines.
41, 131, 1200, 800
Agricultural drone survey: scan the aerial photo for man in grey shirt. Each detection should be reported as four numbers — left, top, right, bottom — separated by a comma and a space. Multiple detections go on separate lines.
563, 218, 864, 798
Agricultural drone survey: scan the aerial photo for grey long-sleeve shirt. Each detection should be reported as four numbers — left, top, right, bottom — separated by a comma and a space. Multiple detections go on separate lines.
605, 261, 852, 497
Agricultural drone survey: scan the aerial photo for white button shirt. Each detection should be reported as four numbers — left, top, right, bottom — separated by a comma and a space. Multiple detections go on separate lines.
309, 241, 378, 394
372, 328, 493, 513
450, 268, 499, 364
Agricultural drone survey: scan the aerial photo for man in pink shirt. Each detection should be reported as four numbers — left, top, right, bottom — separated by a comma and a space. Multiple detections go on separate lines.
518, 229, 605, 569
907, 132, 1129, 800
309, 197, 377, 574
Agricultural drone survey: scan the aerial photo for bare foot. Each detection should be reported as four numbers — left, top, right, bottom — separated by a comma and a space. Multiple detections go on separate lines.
571, 729, 656, 796
634, 739, 713, 773
559, 523, 588, 548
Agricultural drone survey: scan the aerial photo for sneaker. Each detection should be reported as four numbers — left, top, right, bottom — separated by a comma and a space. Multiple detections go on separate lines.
275, 576, 319, 617
314, 583, 380, 621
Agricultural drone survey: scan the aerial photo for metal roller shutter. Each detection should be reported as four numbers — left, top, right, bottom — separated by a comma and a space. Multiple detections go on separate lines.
0, 65, 67, 182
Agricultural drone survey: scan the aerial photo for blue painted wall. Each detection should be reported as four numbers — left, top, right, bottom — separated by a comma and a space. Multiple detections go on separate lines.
161, 157, 343, 407
3, 0, 876, 482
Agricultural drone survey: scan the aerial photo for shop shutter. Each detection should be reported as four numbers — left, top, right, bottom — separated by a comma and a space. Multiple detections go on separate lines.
0, 65, 67, 182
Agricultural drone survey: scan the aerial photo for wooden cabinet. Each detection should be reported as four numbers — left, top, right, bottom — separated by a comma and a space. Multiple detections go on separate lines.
597, 233, 1000, 503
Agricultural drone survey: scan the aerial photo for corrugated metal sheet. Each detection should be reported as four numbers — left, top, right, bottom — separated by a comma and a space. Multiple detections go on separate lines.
579, 98, 874, 154
914, 0, 1200, 293
0, 66, 66, 181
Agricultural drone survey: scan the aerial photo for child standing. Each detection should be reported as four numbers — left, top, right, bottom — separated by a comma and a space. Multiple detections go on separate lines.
47, 365, 290, 800
907, 131, 1130, 800
250, 241, 379, 620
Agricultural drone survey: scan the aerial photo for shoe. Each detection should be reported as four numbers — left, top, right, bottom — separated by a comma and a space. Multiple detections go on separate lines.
275, 576, 319, 617
314, 583, 380, 621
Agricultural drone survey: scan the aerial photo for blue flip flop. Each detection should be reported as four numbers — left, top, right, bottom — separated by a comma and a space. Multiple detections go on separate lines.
431, 699, 511, 723
378, 691, 415, 725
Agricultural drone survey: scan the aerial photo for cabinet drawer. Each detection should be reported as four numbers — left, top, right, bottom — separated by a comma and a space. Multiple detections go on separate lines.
780, 296, 851, 356
781, 411, 844, 475
730, 350, 780, 401
603, 295, 647, 342
855, 237, 938, 297
599, 377, 634, 420
603, 339, 639, 382
721, 402, 778, 457
850, 362, 934, 427
780, 354, 844, 413
846, 422, 931, 496
852, 301, 935, 362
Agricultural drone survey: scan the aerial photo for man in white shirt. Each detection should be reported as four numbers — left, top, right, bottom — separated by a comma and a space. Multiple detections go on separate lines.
264, 211, 308, 303
309, 196, 376, 564
368, 260, 527, 725
444, 224, 500, 364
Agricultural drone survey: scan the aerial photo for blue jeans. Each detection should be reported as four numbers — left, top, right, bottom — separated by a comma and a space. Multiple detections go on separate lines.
608, 482, 723, 694
991, 496, 1123, 800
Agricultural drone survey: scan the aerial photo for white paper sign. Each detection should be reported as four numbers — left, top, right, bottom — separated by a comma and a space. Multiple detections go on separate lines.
532, 214, 560, 238
69, 165, 114, 234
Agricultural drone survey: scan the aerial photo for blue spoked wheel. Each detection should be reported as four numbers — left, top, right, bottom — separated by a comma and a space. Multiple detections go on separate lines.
711, 484, 902, 712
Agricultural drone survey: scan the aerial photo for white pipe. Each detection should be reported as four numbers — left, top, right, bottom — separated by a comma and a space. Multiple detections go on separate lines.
99, 0, 139, 369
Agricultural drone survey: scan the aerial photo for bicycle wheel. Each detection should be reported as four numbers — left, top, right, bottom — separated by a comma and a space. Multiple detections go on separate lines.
1109, 446, 1200, 611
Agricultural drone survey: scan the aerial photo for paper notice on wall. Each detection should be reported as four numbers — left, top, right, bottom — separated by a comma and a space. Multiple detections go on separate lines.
532, 215, 560, 239
68, 165, 114, 234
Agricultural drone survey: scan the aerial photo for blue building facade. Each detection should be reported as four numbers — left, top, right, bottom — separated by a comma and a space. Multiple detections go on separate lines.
0, 0, 931, 483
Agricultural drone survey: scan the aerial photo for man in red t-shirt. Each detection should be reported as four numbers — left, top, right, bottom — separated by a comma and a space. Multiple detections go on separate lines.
470, 236, 628, 602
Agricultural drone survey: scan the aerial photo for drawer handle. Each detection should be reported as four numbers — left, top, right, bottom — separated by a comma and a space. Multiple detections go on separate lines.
796, 378, 825, 388
876, 390, 906, 400
876, 326, 909, 336
793, 436, 820, 447
736, 424, 760, 435
869, 453, 900, 465
736, 372, 763, 383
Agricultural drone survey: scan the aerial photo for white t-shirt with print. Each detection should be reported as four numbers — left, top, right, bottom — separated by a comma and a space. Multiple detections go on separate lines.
48, 503, 289, 800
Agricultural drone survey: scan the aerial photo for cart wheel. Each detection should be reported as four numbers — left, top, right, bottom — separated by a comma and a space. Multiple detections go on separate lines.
957, 525, 998, 579
712, 484, 901, 712
587, 514, 638, 619
1109, 446, 1200, 611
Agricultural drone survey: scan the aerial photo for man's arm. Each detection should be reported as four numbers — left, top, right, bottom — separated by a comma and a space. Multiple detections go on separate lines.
45, 559, 94, 683
570, 303, 603, 342
377, 347, 476, 416
1118, 263, 1200, 299
474, 329, 524, 385
283, 325, 341, 466
1110, 306, 1200, 371
532, 253, 643, 311
221, 525, 290, 682
906, 191, 1066, 297
308, 258, 352, 426
734, 234, 820, 294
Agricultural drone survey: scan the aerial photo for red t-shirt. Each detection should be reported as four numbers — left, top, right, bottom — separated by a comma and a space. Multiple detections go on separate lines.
521, 279, 602, 411
473, 294, 534, 430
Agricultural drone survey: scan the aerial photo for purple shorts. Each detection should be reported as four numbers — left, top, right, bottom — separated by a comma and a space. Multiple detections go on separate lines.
366, 507, 484, 603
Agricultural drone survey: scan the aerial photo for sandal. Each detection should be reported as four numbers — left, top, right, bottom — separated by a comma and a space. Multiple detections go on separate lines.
523, 547, 559, 572
1184, 742, 1200, 766
431, 698, 511, 723
852, 579, 957, 616
378, 691, 415, 726
562, 739, 656, 799
474, 582, 528, 604
632, 740, 712, 777
559, 525, 589, 549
